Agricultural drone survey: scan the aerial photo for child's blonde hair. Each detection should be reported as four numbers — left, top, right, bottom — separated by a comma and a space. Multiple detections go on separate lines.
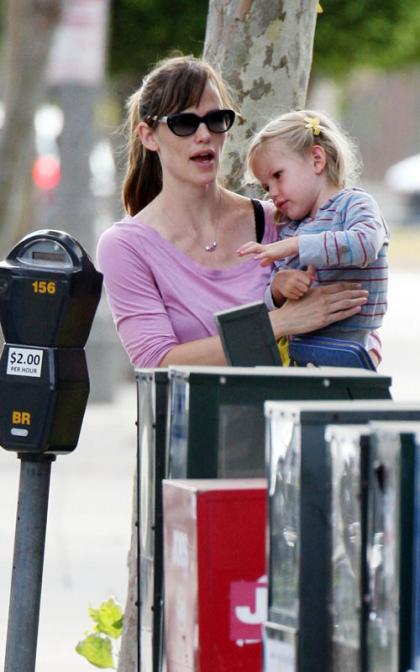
247, 109, 361, 189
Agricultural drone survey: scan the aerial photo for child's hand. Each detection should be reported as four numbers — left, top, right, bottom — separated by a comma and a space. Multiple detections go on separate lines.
237, 237, 299, 267
274, 267, 316, 300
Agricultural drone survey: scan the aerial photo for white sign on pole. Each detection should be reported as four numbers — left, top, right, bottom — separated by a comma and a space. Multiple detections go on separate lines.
47, 0, 109, 86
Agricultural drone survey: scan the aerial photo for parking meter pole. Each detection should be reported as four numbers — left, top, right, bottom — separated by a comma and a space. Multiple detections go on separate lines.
4, 455, 54, 672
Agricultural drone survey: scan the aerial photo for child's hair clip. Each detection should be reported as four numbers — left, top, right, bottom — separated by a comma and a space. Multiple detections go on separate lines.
304, 116, 322, 136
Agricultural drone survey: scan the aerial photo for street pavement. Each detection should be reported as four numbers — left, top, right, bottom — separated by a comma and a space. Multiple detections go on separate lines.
379, 268, 420, 402
0, 267, 419, 672
0, 381, 137, 672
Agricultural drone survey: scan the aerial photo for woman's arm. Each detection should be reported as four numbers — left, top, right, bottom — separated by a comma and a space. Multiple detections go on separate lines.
159, 282, 368, 366
97, 228, 181, 368
269, 281, 368, 339
159, 335, 227, 367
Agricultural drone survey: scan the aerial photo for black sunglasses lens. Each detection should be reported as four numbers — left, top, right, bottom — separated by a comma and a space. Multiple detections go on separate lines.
167, 110, 235, 136
167, 114, 199, 136
207, 110, 235, 133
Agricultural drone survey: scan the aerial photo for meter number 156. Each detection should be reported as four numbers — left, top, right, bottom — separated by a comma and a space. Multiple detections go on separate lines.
32, 280, 56, 294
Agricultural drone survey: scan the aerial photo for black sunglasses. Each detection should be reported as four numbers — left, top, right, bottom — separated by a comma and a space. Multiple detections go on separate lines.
152, 109, 235, 137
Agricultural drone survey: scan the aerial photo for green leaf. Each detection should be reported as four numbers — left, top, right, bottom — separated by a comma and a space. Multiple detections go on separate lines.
88, 598, 124, 640
76, 633, 114, 669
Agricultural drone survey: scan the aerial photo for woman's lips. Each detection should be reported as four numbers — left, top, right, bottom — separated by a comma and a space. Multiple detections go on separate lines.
190, 149, 215, 164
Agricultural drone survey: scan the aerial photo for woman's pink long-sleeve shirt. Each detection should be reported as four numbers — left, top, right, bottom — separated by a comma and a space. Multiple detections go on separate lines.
96, 200, 277, 368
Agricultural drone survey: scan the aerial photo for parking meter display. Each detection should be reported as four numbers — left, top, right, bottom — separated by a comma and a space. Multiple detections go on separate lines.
16, 239, 73, 268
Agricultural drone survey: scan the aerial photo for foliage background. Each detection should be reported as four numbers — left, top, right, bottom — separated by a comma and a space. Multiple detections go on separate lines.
108, 0, 208, 91
313, 0, 420, 77
107, 0, 420, 88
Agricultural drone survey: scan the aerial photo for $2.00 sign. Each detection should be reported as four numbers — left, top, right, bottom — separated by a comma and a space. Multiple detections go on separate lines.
6, 347, 43, 378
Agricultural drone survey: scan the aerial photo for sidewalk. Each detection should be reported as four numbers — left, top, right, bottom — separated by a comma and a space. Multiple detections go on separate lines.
0, 382, 137, 672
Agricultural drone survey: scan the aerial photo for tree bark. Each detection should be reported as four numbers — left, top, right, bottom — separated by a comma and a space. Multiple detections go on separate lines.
204, 0, 319, 192
0, 0, 63, 256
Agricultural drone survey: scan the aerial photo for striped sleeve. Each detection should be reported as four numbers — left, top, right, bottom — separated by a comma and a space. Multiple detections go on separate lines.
299, 191, 389, 268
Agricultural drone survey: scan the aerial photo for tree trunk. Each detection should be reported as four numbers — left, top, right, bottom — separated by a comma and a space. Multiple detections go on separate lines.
204, 0, 319, 192
0, 0, 63, 256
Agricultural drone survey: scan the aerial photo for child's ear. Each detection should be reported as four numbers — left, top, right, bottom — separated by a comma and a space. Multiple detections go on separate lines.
312, 144, 327, 174
137, 121, 159, 152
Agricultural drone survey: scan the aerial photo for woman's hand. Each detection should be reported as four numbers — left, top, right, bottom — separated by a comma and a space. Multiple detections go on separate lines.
269, 281, 368, 340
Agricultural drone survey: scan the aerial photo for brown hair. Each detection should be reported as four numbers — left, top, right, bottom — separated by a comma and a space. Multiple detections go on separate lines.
122, 55, 234, 215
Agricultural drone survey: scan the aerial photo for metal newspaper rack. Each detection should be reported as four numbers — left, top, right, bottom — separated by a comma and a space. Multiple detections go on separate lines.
263, 401, 420, 672
135, 365, 392, 671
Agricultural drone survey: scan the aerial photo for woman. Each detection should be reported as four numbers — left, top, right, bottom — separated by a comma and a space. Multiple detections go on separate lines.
97, 55, 368, 368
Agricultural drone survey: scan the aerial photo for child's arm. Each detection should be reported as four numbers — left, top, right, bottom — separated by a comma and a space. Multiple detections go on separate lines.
237, 237, 299, 267
272, 267, 316, 301
298, 192, 389, 269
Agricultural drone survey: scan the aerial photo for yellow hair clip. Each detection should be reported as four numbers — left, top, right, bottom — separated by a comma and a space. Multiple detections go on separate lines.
304, 116, 322, 136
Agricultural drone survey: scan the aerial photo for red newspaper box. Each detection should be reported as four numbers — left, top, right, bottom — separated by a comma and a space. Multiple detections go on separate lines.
163, 479, 267, 671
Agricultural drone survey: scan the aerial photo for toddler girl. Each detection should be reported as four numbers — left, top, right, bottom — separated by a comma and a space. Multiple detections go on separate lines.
238, 109, 389, 366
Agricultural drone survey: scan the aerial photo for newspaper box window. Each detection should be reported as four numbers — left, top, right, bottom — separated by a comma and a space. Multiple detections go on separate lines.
166, 366, 392, 480
365, 421, 420, 672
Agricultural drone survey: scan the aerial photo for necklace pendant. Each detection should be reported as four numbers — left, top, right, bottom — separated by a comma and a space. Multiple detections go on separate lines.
204, 241, 217, 252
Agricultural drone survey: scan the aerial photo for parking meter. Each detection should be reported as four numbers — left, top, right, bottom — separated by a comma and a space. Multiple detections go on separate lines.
0, 229, 102, 672
0, 229, 102, 454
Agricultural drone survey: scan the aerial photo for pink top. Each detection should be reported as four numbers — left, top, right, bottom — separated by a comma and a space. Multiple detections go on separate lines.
96, 200, 277, 367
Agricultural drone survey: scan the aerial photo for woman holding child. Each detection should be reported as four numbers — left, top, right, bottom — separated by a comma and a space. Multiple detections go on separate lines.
97, 55, 371, 367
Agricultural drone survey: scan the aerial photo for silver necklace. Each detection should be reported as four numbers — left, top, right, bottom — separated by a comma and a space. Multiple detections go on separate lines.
162, 189, 223, 253
204, 239, 217, 252
203, 189, 223, 252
